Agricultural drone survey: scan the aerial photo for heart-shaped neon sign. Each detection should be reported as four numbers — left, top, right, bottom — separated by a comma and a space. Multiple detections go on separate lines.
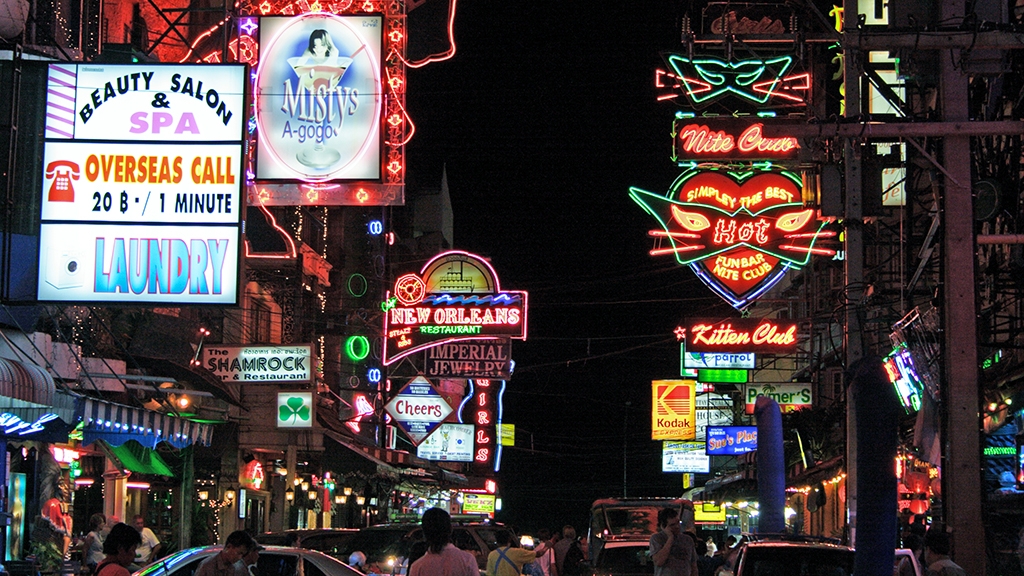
630, 170, 835, 309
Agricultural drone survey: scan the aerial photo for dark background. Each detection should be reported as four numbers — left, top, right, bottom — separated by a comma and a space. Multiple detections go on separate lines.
403, 2, 735, 534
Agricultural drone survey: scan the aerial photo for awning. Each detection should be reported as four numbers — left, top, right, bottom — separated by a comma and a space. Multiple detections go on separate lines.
0, 356, 56, 404
323, 429, 468, 486
0, 357, 77, 432
78, 396, 214, 449
102, 440, 175, 477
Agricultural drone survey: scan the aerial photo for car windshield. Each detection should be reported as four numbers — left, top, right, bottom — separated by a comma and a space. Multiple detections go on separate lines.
341, 528, 412, 563
596, 546, 654, 574
741, 547, 855, 576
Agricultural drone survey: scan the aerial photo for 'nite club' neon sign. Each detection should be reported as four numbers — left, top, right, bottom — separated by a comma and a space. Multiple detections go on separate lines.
630, 170, 835, 309
674, 122, 799, 161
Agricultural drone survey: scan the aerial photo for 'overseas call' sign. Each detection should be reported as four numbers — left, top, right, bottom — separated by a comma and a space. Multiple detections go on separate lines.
38, 64, 244, 305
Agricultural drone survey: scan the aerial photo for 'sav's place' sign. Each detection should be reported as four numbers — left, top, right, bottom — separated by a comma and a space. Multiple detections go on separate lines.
630, 170, 835, 309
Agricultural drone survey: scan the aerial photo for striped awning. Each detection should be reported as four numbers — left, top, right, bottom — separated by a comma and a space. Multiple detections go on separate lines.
77, 397, 214, 449
0, 357, 56, 405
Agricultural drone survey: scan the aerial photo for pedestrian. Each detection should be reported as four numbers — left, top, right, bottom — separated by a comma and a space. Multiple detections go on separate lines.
92, 523, 142, 576
195, 531, 258, 576
80, 513, 107, 574
531, 529, 558, 576
705, 537, 717, 557
553, 526, 584, 576
487, 530, 549, 576
694, 539, 722, 576
409, 508, 477, 576
650, 507, 698, 576
132, 515, 163, 566
899, 533, 924, 576
923, 526, 966, 576
234, 543, 263, 576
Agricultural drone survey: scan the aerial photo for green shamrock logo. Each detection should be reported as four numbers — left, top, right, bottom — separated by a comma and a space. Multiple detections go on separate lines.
279, 396, 310, 424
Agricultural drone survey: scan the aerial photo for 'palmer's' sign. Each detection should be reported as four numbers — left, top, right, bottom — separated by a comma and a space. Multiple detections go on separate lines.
684, 318, 799, 354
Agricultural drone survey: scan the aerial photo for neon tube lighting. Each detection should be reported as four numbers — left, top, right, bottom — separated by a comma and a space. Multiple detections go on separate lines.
779, 245, 836, 256
650, 245, 705, 256
394, 0, 458, 68
649, 230, 701, 239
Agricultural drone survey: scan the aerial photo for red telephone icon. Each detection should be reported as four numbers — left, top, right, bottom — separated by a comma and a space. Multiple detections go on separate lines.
45, 160, 80, 202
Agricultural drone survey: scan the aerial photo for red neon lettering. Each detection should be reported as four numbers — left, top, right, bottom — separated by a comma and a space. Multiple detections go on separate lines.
678, 125, 734, 154
736, 124, 799, 154
475, 448, 490, 462
713, 220, 737, 244
478, 393, 488, 407
752, 322, 797, 346
477, 379, 491, 387
476, 430, 491, 444
476, 410, 490, 425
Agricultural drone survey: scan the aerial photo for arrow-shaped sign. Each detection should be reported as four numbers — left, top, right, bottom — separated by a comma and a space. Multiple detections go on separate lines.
384, 376, 454, 446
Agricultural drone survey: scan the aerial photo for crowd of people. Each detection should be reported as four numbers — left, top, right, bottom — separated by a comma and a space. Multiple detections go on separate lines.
78, 514, 164, 574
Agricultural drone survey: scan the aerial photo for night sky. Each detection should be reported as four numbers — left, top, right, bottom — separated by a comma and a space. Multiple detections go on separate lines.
403, 2, 735, 533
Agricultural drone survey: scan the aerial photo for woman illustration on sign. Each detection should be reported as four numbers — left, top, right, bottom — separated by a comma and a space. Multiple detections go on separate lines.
288, 28, 354, 168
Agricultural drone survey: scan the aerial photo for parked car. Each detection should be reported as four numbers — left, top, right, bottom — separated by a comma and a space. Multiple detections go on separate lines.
340, 518, 515, 575
894, 548, 923, 576
133, 545, 365, 576
255, 529, 359, 561
724, 534, 855, 576
589, 540, 654, 576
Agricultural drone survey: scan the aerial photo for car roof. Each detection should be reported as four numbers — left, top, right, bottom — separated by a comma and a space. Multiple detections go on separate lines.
602, 540, 651, 549
744, 541, 854, 551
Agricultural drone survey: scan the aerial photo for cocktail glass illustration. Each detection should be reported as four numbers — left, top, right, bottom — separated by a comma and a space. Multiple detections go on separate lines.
287, 54, 353, 169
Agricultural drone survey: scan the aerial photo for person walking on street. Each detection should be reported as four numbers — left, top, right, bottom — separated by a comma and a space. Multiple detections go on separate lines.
487, 531, 549, 576
923, 527, 966, 576
531, 529, 558, 576
92, 524, 142, 576
195, 531, 258, 576
650, 507, 698, 576
554, 525, 584, 576
409, 508, 478, 576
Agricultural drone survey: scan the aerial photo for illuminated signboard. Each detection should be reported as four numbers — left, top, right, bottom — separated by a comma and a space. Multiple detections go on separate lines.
39, 63, 244, 305
682, 318, 800, 354
467, 378, 501, 472
663, 441, 710, 473
743, 383, 813, 414
706, 426, 758, 455
384, 376, 453, 446
694, 502, 727, 523
463, 493, 496, 514
883, 343, 924, 413
658, 54, 810, 109
696, 393, 733, 441
652, 380, 697, 440
631, 170, 835, 309
202, 345, 313, 382
425, 341, 512, 379
672, 121, 799, 162
682, 344, 755, 369
699, 369, 748, 383
383, 251, 528, 365
277, 392, 313, 428
255, 14, 382, 182
416, 423, 474, 462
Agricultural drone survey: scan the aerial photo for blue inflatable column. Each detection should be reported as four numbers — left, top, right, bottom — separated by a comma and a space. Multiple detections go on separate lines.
850, 356, 900, 576
755, 396, 785, 533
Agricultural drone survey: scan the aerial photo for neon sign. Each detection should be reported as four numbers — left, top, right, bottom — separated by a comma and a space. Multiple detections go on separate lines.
631, 170, 835, 308
383, 251, 528, 365
0, 413, 59, 436
658, 54, 810, 108
680, 317, 801, 353
674, 122, 799, 160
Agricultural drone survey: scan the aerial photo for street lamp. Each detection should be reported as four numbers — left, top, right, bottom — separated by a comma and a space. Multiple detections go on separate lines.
285, 487, 294, 501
